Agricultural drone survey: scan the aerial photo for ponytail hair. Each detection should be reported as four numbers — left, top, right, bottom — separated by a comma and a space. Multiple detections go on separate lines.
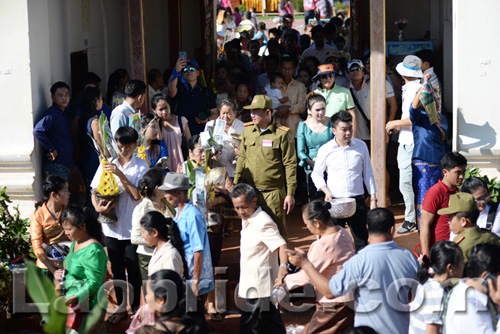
140, 211, 189, 279
60, 205, 105, 244
417, 240, 463, 284
302, 200, 334, 227
138, 168, 165, 198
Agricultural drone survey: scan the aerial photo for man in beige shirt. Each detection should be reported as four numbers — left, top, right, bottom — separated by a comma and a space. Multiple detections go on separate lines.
272, 56, 306, 138
230, 183, 288, 334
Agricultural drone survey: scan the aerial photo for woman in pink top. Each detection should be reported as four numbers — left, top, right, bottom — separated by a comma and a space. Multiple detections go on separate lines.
284, 201, 355, 334
153, 94, 191, 171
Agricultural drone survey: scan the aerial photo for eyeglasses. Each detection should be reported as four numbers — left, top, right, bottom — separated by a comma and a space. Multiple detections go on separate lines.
320, 73, 335, 79
349, 68, 363, 72
182, 67, 197, 73
475, 196, 490, 204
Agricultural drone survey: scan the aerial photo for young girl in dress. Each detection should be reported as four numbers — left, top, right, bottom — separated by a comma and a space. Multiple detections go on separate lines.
154, 94, 191, 170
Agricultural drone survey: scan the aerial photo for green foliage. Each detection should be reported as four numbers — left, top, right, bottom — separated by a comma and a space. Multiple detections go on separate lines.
463, 166, 500, 202
237, 4, 246, 12
25, 260, 105, 333
0, 187, 34, 261
291, 0, 304, 12
0, 263, 12, 312
25, 261, 66, 334
334, 0, 349, 13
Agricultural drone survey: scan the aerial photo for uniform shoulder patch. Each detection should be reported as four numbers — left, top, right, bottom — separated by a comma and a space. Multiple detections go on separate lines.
244, 121, 254, 127
455, 235, 465, 245
276, 124, 290, 132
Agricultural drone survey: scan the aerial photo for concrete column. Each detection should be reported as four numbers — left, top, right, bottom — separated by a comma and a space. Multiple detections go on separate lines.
0, 0, 39, 217
128, 0, 148, 110
370, 0, 386, 206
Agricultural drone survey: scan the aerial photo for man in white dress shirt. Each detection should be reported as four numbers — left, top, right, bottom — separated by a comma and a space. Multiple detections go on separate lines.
311, 110, 377, 250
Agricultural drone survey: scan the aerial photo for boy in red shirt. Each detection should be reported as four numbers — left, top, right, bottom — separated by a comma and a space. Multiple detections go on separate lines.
420, 151, 467, 256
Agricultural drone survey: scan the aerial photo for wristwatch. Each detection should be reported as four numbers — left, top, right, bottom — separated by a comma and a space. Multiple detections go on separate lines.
192, 279, 199, 285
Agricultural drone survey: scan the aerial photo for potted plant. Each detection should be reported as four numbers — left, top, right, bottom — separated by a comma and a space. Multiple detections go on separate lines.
0, 187, 34, 322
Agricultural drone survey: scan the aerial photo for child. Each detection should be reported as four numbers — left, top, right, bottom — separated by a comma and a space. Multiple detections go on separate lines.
91, 126, 149, 324
249, 7, 258, 26
409, 241, 464, 334
233, 7, 241, 26
265, 73, 288, 110
229, 184, 288, 332
297, 66, 314, 93
33, 81, 73, 181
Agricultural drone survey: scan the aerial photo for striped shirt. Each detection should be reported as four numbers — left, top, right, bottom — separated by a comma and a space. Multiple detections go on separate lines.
409, 279, 446, 334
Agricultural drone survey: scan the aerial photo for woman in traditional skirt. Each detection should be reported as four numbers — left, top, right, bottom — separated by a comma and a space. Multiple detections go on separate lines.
410, 73, 448, 226
283, 201, 355, 333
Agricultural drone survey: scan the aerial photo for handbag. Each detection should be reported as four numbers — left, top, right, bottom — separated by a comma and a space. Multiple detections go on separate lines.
177, 115, 189, 158
283, 265, 316, 306
349, 87, 371, 130
285, 284, 317, 306
63, 245, 95, 331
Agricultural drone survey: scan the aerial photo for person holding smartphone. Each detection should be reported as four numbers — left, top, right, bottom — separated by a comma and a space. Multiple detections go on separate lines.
167, 56, 218, 137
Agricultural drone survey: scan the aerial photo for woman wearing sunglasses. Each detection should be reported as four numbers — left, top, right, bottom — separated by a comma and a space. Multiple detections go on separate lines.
313, 63, 357, 137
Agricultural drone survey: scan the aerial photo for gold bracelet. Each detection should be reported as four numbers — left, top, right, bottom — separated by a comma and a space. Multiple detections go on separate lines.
192, 279, 199, 285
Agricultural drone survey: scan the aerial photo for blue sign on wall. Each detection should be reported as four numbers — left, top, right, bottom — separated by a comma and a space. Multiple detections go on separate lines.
386, 41, 433, 56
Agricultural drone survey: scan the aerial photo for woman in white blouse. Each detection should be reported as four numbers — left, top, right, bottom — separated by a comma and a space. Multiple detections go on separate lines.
204, 99, 244, 183
131, 168, 175, 285
140, 211, 188, 279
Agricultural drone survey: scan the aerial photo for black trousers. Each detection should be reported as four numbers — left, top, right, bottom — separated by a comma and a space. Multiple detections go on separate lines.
332, 196, 369, 251
105, 237, 142, 309
304, 10, 315, 25
239, 298, 286, 334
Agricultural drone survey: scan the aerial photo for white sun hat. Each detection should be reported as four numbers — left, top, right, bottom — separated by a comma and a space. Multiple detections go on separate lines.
396, 55, 423, 78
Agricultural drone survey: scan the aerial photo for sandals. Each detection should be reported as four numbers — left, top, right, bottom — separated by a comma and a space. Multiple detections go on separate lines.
209, 312, 225, 322
106, 311, 128, 324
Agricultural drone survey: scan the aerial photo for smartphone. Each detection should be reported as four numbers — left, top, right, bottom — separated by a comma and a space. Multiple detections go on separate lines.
481, 272, 497, 292
179, 51, 187, 61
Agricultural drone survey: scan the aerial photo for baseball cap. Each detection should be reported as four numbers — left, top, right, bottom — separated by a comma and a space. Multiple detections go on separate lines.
348, 59, 364, 70
312, 63, 336, 81
158, 173, 191, 191
437, 193, 477, 215
186, 59, 199, 69
243, 95, 273, 110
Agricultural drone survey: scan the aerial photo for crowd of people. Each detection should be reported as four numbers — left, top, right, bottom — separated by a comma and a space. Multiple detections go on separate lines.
28, 4, 500, 334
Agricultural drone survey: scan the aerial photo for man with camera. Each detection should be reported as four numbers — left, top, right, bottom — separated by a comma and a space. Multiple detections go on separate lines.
168, 57, 218, 136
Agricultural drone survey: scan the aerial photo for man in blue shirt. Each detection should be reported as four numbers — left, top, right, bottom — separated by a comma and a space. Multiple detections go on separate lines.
160, 173, 214, 298
110, 80, 146, 136
288, 208, 419, 334
33, 81, 74, 181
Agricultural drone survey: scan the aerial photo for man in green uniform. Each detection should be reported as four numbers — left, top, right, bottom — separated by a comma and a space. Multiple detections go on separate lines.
234, 95, 297, 240
439, 192, 500, 270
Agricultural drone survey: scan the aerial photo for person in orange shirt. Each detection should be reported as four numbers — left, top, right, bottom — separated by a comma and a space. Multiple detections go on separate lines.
30, 175, 70, 276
